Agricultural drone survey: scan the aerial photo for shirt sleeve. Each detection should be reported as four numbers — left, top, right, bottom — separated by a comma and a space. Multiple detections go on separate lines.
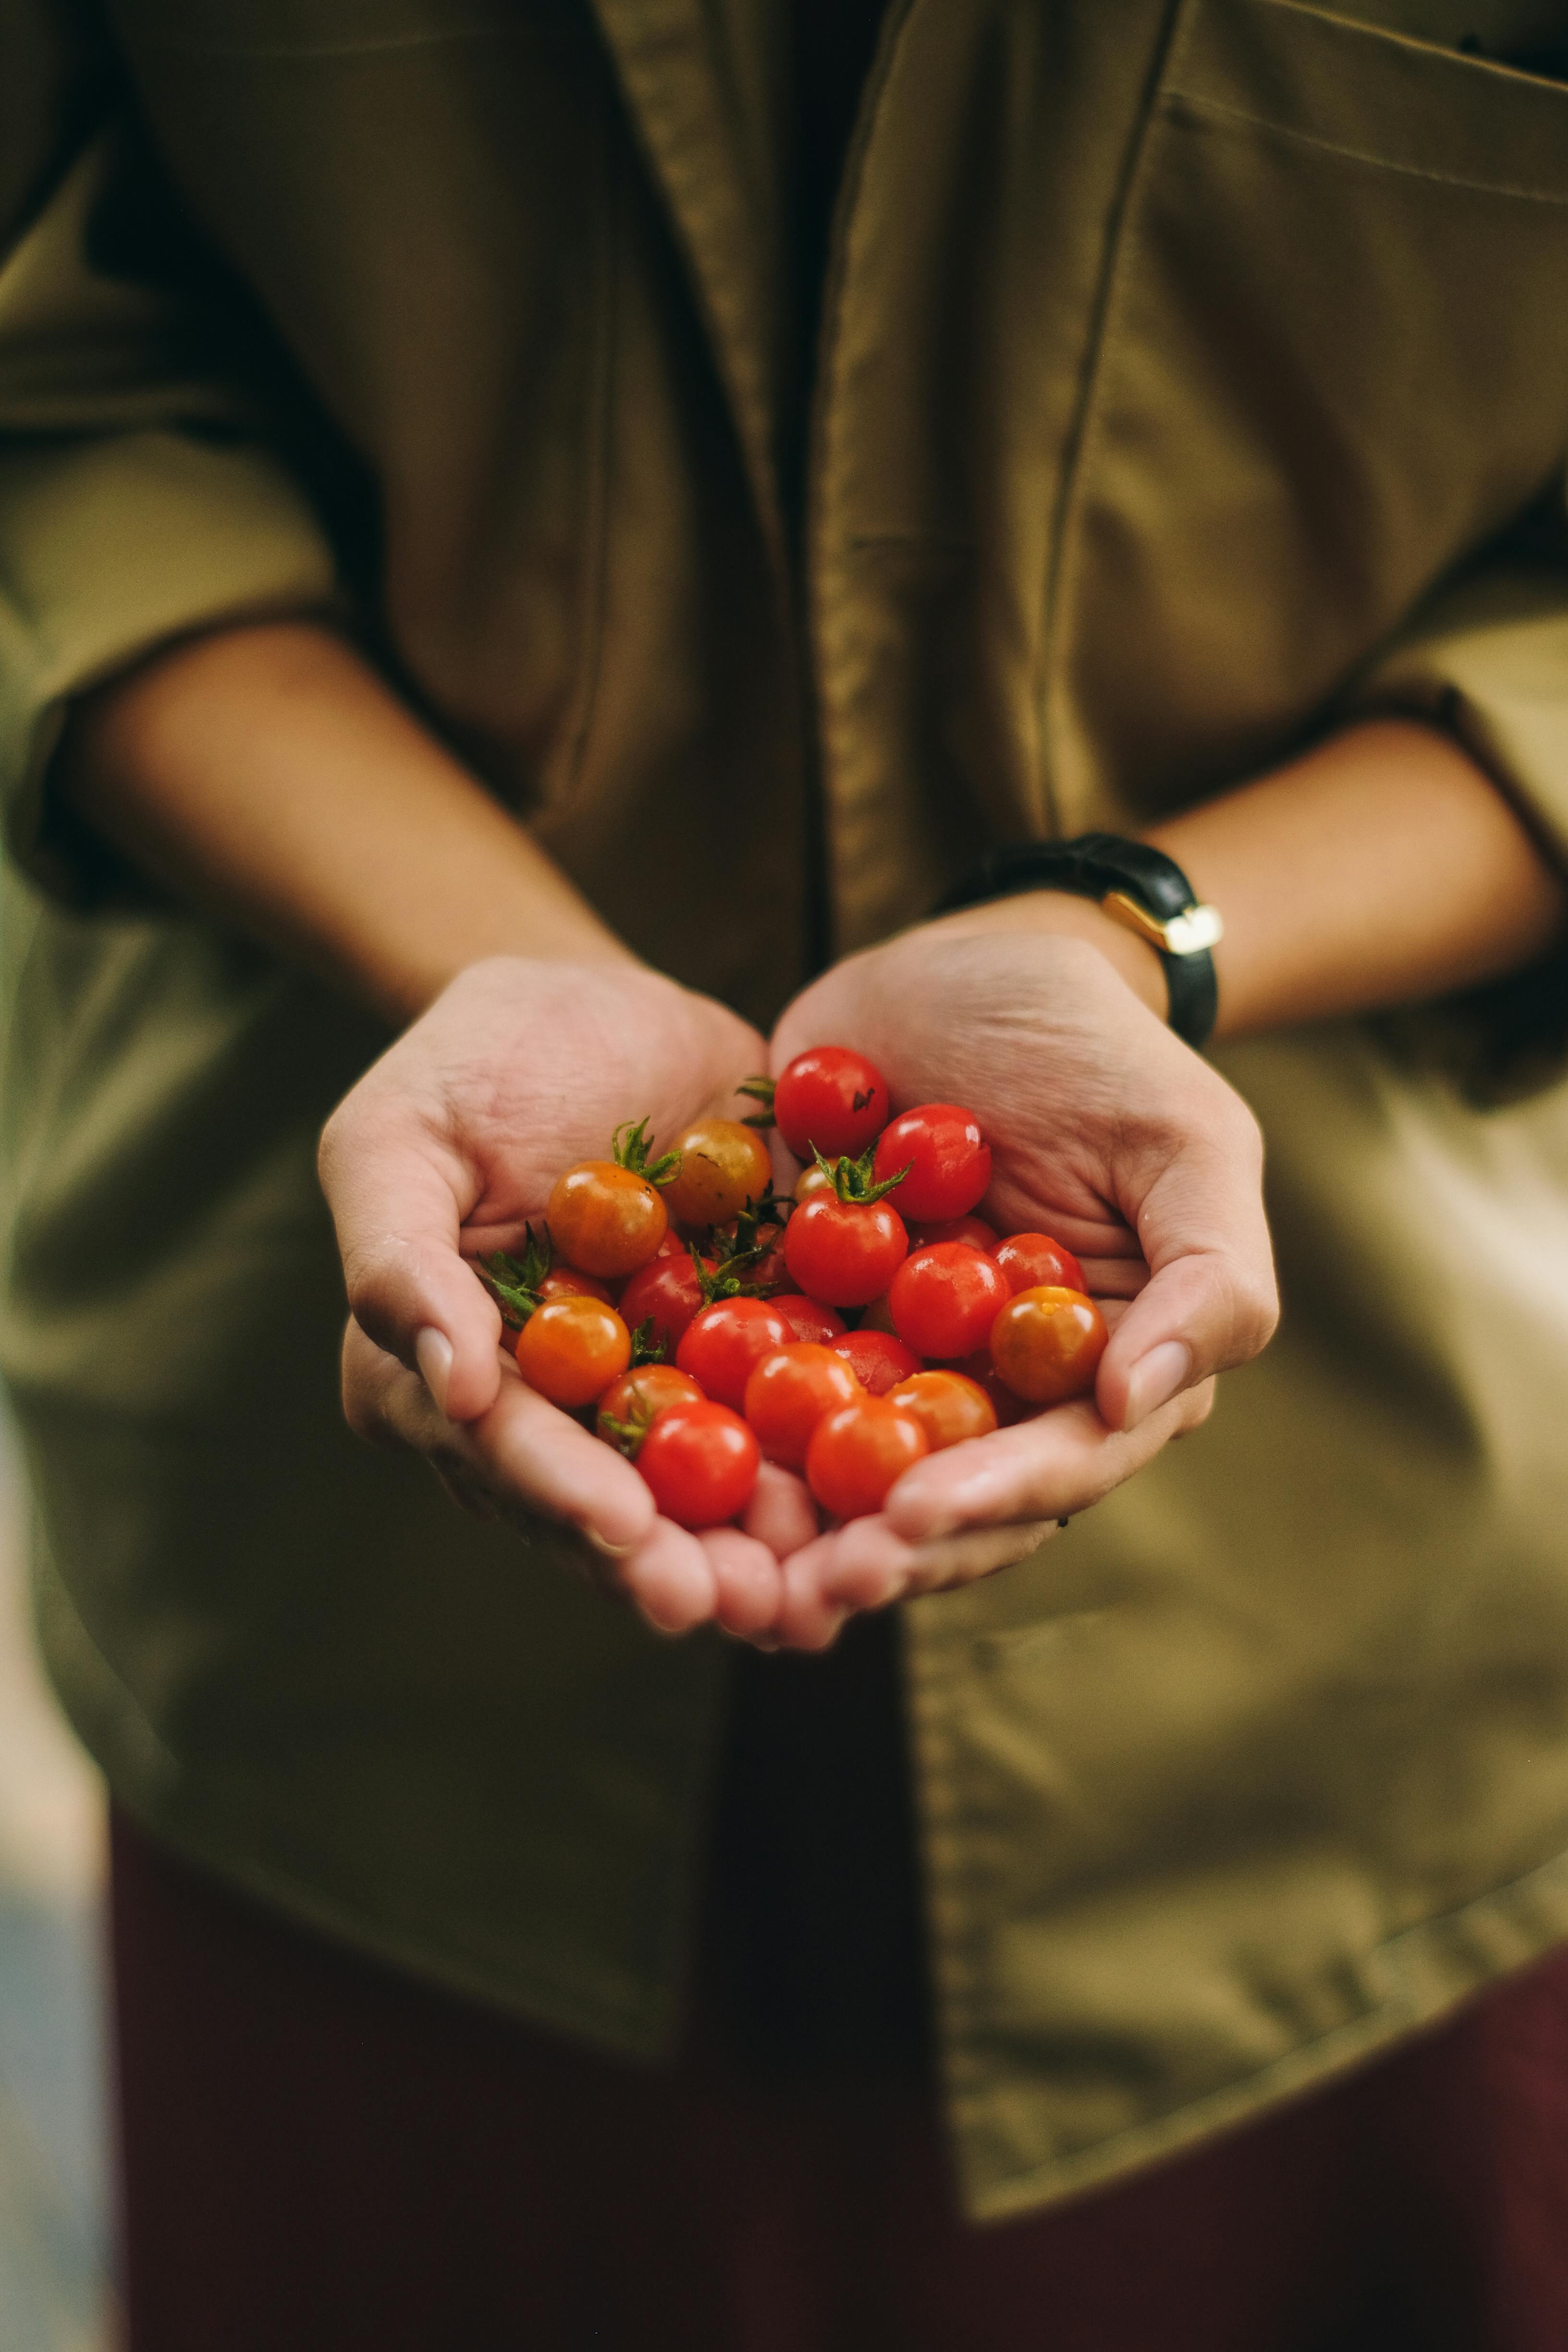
1344, 558, 1568, 1106
0, 48, 342, 910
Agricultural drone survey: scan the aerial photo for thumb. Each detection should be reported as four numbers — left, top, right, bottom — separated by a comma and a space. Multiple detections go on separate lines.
318, 1112, 503, 1424
1097, 1121, 1278, 1432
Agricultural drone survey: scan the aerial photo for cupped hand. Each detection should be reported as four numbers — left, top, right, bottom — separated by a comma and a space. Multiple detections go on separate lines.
318, 956, 788, 1638
763, 920, 1279, 1628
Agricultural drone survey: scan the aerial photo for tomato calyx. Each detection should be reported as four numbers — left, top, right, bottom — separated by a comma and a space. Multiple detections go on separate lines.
611, 1117, 683, 1188
478, 1225, 553, 1327
811, 1141, 911, 1208
735, 1074, 776, 1131
599, 1403, 654, 1458
627, 1314, 669, 1367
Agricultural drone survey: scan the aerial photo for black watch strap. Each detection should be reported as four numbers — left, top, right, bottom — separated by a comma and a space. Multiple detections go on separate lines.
934, 832, 1223, 1049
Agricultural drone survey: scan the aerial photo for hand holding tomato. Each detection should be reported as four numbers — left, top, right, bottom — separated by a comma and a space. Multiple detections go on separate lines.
320, 956, 789, 1639
763, 921, 1277, 1625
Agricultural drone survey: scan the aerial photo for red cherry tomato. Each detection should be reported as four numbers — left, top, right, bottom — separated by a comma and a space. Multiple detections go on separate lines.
675, 1297, 796, 1409
661, 1118, 774, 1229
617, 1250, 713, 1354
742, 1229, 796, 1293
830, 1329, 922, 1396
774, 1294, 848, 1345
515, 1295, 631, 1407
872, 1104, 991, 1222
889, 1242, 1010, 1360
887, 1369, 998, 1451
783, 1193, 908, 1307
989, 1285, 1108, 1405
743, 1344, 863, 1469
547, 1161, 667, 1279
636, 1401, 760, 1530
992, 1231, 1087, 1295
953, 1350, 1035, 1428
773, 1047, 889, 1161
806, 1396, 929, 1519
536, 1266, 617, 1307
595, 1364, 705, 1449
908, 1215, 998, 1253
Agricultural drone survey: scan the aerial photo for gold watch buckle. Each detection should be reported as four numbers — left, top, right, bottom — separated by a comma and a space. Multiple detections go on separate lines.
1101, 889, 1224, 957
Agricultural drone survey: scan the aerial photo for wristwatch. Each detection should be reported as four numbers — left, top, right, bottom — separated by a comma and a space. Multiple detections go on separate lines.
933, 833, 1224, 1049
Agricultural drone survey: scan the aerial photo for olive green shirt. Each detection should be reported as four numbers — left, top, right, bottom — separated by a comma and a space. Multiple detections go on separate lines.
8, 0, 1568, 2219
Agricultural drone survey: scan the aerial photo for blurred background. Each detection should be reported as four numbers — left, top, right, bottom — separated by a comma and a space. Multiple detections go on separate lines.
0, 1410, 112, 2349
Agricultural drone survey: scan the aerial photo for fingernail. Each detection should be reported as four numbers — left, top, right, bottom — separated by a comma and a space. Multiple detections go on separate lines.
1124, 1340, 1192, 1428
415, 1327, 453, 1415
583, 1526, 633, 1563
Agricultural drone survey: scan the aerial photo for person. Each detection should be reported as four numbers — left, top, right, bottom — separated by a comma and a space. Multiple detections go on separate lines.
5, 0, 1568, 2342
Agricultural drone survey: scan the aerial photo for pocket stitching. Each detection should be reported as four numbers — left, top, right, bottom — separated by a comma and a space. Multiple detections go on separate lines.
1166, 86, 1568, 209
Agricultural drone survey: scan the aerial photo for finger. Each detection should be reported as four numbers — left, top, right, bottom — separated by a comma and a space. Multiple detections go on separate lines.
1100, 1114, 1278, 1431
701, 1527, 785, 1638
620, 1517, 720, 1634
319, 1102, 503, 1424
740, 1461, 820, 1559
897, 1517, 1059, 1596
344, 1316, 658, 1553
774, 1549, 851, 1652
883, 1382, 1214, 1541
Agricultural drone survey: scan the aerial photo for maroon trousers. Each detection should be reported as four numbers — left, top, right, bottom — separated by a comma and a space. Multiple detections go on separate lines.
110, 1809, 1568, 2352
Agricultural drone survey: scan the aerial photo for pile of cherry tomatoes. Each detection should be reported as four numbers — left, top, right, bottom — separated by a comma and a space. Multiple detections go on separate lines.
479, 1047, 1107, 1533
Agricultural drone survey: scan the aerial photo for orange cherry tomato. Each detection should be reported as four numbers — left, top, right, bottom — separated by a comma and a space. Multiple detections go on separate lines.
992, 1231, 1087, 1295
806, 1396, 929, 1519
515, 1294, 631, 1406
595, 1364, 705, 1451
743, 1343, 863, 1469
989, 1285, 1107, 1405
547, 1162, 667, 1279
793, 1157, 842, 1204
662, 1118, 774, 1229
887, 1369, 998, 1451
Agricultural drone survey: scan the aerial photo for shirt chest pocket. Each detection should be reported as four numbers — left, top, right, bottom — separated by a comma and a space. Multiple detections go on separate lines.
1049, 0, 1568, 820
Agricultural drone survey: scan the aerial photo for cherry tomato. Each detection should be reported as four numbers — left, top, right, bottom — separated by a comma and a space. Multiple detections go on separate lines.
515, 1294, 631, 1407
830, 1329, 923, 1396
536, 1266, 617, 1307
908, 1215, 998, 1253
989, 1285, 1108, 1405
793, 1158, 842, 1204
741, 1229, 796, 1293
637, 1401, 760, 1530
806, 1396, 929, 1519
595, 1364, 705, 1450
773, 1047, 889, 1161
774, 1294, 848, 1345
661, 1118, 774, 1228
547, 1161, 667, 1279
857, 1291, 898, 1335
889, 1241, 1010, 1360
992, 1231, 1087, 1295
872, 1104, 991, 1222
783, 1193, 908, 1307
887, 1369, 998, 1450
676, 1297, 796, 1409
743, 1344, 863, 1469
617, 1250, 713, 1353
954, 1350, 1035, 1428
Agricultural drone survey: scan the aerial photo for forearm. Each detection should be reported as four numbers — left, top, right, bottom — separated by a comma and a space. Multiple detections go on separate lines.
939, 720, 1568, 1037
57, 620, 635, 1024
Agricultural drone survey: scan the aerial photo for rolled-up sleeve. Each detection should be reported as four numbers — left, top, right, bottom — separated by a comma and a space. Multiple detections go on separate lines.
0, 76, 340, 907
1346, 557, 1568, 1104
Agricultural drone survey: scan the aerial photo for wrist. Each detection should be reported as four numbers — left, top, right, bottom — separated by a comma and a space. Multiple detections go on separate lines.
924, 889, 1170, 1018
